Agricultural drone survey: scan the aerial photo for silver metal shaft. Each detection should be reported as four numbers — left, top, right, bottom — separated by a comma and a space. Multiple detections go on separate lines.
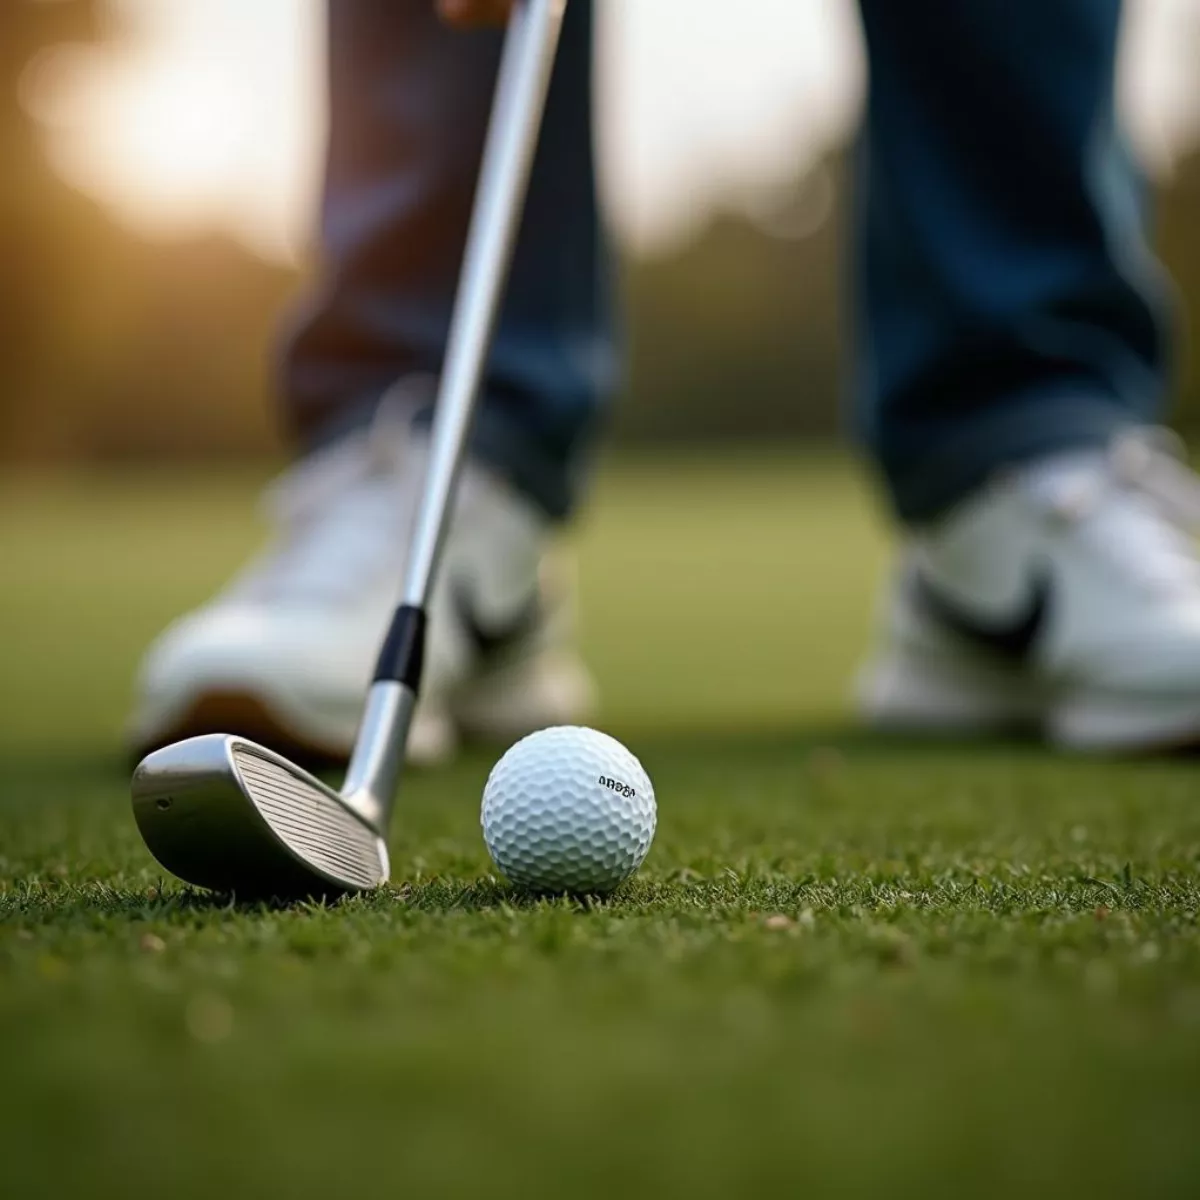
403, 0, 567, 610
341, 0, 568, 829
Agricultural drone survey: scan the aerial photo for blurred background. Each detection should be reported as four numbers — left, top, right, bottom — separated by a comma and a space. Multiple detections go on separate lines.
3, 0, 1200, 754
3, 0, 1199, 466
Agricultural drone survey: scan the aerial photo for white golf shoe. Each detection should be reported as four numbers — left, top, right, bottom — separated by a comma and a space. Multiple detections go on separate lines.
858, 431, 1200, 752
128, 407, 595, 767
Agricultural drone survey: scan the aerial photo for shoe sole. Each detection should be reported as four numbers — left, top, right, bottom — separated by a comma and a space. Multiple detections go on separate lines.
131, 650, 596, 770
860, 652, 1200, 754
130, 691, 353, 770
856, 650, 1042, 736
1051, 693, 1200, 754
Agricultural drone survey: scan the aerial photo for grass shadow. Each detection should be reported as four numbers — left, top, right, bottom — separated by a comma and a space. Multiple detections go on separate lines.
3, 877, 627, 927
395, 875, 629, 914
1, 878, 383, 924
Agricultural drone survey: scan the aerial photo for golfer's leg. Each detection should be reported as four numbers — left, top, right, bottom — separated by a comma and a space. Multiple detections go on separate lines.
281, 0, 614, 519
853, 0, 1173, 522
130, 1, 608, 762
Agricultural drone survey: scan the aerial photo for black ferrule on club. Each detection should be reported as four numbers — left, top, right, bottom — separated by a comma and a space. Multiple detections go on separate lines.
373, 605, 427, 690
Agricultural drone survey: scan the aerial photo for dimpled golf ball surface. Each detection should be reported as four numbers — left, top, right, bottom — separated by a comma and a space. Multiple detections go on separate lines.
481, 726, 656, 894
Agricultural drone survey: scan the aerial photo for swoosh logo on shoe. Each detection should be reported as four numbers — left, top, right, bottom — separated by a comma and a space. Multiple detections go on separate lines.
911, 567, 1052, 662
452, 582, 543, 662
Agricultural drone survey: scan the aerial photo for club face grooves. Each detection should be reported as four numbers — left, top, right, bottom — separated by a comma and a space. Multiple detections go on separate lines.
230, 746, 388, 891
131, 735, 388, 901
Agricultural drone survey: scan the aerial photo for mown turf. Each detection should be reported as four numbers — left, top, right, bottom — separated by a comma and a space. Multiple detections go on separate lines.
2, 455, 1200, 1199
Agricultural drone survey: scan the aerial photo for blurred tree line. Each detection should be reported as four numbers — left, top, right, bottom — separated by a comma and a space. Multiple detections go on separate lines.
2, 0, 1198, 464
0, 0, 287, 461
623, 151, 1200, 446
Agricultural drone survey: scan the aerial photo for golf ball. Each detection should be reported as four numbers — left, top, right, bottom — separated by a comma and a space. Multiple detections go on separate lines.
481, 726, 656, 894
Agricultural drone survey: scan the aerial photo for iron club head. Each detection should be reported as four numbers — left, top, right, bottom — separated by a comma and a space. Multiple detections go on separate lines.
132, 734, 390, 900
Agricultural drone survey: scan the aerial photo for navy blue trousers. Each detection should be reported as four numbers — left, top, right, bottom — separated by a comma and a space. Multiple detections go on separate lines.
282, 0, 1172, 523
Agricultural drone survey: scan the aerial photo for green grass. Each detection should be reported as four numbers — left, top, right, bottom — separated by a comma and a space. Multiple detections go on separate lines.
3, 453, 1200, 1199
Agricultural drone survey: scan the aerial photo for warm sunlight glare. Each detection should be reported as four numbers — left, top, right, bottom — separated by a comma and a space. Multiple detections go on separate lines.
25, 0, 1200, 262
106, 67, 244, 212
28, 0, 322, 259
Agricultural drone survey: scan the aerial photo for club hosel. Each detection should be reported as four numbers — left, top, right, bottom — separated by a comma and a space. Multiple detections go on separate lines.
341, 679, 419, 832
340, 604, 427, 830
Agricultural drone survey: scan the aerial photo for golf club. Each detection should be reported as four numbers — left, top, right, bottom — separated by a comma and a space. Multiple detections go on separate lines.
130, 0, 568, 899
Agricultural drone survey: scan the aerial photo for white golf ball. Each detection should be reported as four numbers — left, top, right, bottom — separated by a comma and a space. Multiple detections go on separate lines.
481, 726, 656, 894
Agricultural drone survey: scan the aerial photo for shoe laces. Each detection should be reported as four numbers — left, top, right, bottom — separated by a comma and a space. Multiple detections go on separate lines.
225, 393, 423, 606
1036, 429, 1200, 596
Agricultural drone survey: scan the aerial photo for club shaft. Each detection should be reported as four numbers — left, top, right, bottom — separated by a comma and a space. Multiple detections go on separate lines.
342, 0, 567, 825
405, 0, 566, 610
